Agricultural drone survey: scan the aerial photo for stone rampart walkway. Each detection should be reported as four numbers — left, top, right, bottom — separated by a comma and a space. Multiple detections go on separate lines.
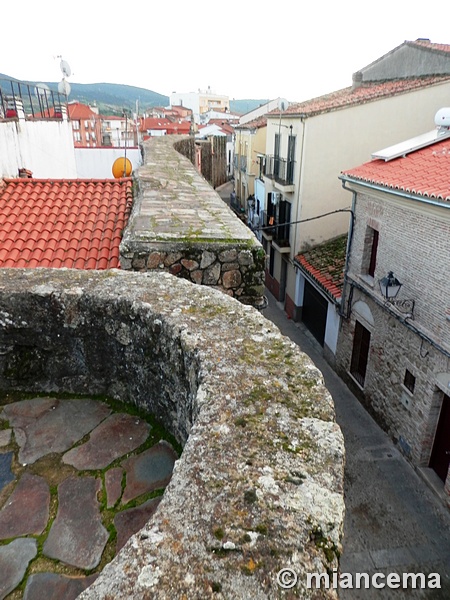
0, 395, 178, 599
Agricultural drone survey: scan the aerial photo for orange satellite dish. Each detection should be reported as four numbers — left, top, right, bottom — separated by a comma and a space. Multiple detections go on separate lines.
112, 157, 132, 178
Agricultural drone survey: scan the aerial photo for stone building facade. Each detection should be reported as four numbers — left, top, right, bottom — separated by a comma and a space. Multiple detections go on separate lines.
336, 132, 450, 507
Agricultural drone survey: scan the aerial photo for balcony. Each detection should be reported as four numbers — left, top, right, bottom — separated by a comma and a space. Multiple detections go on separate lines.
260, 209, 291, 250
0, 78, 68, 120
263, 155, 295, 192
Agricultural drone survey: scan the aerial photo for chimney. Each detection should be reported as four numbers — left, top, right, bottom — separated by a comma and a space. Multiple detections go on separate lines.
18, 168, 33, 178
352, 71, 363, 91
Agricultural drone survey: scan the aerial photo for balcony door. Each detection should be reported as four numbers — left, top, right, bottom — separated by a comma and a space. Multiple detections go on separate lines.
274, 133, 280, 178
287, 135, 296, 183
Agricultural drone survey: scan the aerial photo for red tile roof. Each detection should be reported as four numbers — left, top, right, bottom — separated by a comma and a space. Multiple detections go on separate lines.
0, 178, 133, 269
294, 235, 348, 301
408, 40, 450, 54
276, 76, 450, 118
235, 116, 267, 130
341, 137, 450, 202
67, 102, 99, 119
140, 117, 191, 135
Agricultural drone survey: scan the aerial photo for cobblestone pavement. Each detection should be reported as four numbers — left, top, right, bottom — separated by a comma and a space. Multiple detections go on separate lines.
0, 395, 178, 600
263, 292, 450, 599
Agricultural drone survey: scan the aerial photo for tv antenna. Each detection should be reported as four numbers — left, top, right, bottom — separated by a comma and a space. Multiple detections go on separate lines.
277, 98, 290, 141
59, 57, 72, 78
277, 98, 289, 112
57, 56, 71, 98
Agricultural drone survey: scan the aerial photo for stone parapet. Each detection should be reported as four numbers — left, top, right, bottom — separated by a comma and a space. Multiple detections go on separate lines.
0, 268, 344, 599
120, 136, 265, 307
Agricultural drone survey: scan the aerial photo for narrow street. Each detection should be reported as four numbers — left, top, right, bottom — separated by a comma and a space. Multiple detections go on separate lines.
262, 292, 450, 599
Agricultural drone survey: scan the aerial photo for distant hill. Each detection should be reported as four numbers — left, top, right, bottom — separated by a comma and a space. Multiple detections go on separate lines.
0, 74, 268, 117
230, 99, 271, 115
0, 75, 169, 115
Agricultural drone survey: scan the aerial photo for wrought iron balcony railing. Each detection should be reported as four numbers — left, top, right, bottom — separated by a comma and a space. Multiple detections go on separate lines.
260, 209, 290, 247
263, 155, 295, 186
0, 78, 68, 120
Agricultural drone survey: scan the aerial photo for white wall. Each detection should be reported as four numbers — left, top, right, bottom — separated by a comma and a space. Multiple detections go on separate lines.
324, 304, 340, 355
170, 93, 200, 118
75, 147, 142, 179
0, 119, 77, 178
239, 99, 281, 125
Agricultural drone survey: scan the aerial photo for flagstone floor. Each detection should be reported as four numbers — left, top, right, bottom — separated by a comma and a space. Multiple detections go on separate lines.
0, 394, 179, 600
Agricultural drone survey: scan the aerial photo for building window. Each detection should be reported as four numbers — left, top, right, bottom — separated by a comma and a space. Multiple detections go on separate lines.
72, 120, 80, 130
362, 226, 379, 277
277, 200, 291, 245
274, 133, 280, 178
287, 134, 296, 183
269, 245, 275, 277
404, 369, 416, 393
350, 320, 371, 387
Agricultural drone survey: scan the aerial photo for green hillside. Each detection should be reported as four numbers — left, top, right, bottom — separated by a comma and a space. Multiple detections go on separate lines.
0, 75, 169, 115
230, 99, 270, 115
0, 74, 267, 117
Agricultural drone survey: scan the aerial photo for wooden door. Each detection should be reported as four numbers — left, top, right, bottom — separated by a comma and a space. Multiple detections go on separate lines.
429, 394, 450, 482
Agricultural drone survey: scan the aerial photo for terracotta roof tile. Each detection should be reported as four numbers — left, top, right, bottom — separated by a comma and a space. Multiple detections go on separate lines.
274, 76, 450, 118
0, 178, 133, 269
294, 235, 348, 302
235, 116, 267, 130
341, 137, 450, 201
408, 40, 450, 54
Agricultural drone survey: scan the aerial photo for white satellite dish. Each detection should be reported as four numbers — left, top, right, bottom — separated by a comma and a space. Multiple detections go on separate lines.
60, 59, 72, 78
277, 98, 289, 112
58, 79, 71, 96
35, 83, 50, 98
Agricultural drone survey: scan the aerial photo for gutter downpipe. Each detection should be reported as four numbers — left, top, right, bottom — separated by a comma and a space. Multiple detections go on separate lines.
338, 183, 356, 319
292, 116, 306, 261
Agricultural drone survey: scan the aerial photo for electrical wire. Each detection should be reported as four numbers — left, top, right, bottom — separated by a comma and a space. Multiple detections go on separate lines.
253, 207, 354, 232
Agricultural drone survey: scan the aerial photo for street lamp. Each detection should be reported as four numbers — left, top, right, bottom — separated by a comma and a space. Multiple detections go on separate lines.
379, 271, 402, 299
379, 271, 415, 318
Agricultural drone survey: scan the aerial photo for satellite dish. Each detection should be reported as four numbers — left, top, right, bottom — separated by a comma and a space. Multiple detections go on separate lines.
35, 83, 50, 98
60, 59, 72, 78
277, 98, 289, 112
58, 79, 71, 96
112, 157, 132, 178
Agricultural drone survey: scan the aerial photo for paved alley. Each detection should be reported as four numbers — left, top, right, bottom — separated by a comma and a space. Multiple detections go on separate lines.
262, 291, 450, 599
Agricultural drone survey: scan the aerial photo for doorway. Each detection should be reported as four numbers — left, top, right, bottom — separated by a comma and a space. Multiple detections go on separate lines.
429, 394, 450, 482
302, 281, 327, 346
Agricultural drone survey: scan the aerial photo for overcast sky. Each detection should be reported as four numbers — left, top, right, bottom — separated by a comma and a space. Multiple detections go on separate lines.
2, 1, 449, 103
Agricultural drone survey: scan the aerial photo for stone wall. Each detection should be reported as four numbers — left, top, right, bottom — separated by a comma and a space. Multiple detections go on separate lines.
0, 268, 345, 599
336, 289, 450, 466
120, 135, 265, 307
336, 186, 450, 504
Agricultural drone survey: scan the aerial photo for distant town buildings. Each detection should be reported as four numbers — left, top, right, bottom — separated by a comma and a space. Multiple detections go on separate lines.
170, 88, 230, 123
